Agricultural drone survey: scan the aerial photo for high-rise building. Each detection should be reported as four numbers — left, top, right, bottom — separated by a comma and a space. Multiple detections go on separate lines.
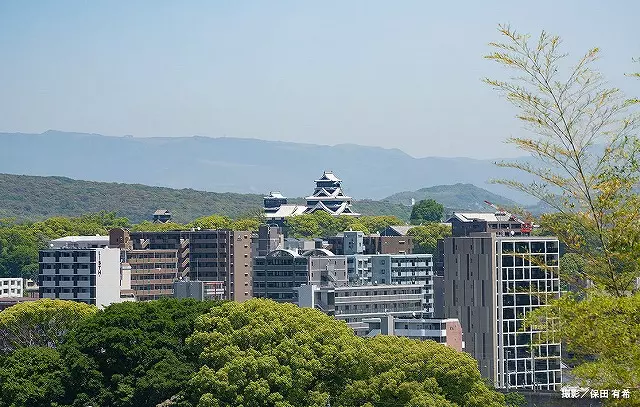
252, 248, 348, 302
442, 232, 562, 390
126, 249, 179, 301
298, 253, 436, 335
123, 229, 252, 302
252, 225, 284, 258
38, 236, 128, 307
346, 254, 433, 290
297, 283, 430, 336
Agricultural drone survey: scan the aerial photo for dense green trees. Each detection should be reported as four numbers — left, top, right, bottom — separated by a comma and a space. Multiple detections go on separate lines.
410, 199, 444, 224
183, 300, 503, 407
0, 347, 68, 407
0, 299, 505, 407
60, 299, 220, 407
408, 223, 452, 254
0, 299, 96, 352
0, 174, 413, 224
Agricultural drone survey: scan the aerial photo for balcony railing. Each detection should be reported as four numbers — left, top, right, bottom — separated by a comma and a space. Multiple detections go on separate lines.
335, 293, 423, 303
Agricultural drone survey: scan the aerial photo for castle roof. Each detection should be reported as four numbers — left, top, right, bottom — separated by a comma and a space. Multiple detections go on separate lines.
315, 171, 341, 183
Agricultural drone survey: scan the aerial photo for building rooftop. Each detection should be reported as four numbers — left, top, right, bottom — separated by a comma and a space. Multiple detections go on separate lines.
153, 209, 171, 216
50, 235, 109, 244
384, 225, 415, 236
266, 248, 303, 258
264, 204, 308, 219
302, 248, 335, 257
315, 171, 341, 183
265, 191, 286, 199
448, 212, 522, 223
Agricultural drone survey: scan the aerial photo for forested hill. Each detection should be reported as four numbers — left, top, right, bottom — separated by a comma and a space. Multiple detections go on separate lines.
0, 173, 412, 223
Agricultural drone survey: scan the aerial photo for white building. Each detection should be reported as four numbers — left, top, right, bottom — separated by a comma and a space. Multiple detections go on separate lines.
364, 314, 464, 352
39, 235, 129, 308
347, 254, 434, 286
0, 278, 23, 298
298, 283, 431, 336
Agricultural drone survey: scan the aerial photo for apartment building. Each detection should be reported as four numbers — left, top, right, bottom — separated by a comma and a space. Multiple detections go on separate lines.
364, 314, 464, 352
38, 236, 127, 307
252, 225, 284, 258
252, 248, 348, 302
0, 278, 23, 298
297, 283, 431, 336
124, 229, 252, 302
127, 249, 179, 301
442, 232, 562, 390
346, 254, 434, 288
327, 231, 414, 255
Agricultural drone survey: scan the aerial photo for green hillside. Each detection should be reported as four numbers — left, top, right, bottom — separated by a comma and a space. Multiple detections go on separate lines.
384, 183, 520, 212
0, 173, 413, 222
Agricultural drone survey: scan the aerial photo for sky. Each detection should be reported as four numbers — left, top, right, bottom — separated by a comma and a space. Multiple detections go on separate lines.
1, 1, 639, 159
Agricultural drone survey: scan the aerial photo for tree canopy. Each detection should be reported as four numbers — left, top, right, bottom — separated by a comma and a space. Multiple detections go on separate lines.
183, 299, 504, 407
408, 223, 452, 254
285, 212, 404, 238
410, 199, 444, 224
0, 299, 505, 407
0, 299, 96, 353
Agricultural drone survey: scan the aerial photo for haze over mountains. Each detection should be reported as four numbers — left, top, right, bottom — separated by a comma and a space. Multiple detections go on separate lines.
0, 130, 537, 204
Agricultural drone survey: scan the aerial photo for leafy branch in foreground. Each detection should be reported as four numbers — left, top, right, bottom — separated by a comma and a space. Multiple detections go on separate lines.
485, 25, 640, 400
485, 24, 640, 296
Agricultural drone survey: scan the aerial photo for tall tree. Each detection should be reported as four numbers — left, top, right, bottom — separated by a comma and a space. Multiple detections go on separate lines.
0, 299, 96, 353
408, 223, 452, 254
485, 25, 640, 400
61, 298, 220, 407
0, 347, 68, 407
410, 199, 444, 224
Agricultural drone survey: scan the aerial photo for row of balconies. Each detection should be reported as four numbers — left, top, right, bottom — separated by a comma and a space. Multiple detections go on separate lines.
40, 268, 92, 276
41, 292, 92, 300
41, 256, 92, 263
40, 280, 92, 288
335, 293, 424, 303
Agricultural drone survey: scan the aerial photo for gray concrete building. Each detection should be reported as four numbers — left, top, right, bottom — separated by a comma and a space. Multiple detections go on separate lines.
252, 248, 347, 303
327, 232, 414, 255
443, 233, 562, 390
252, 225, 284, 258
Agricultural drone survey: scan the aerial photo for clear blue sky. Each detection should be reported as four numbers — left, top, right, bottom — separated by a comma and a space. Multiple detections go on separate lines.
1, 1, 638, 158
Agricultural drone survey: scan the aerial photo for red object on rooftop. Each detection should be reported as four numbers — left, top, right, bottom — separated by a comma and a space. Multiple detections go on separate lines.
483, 201, 533, 235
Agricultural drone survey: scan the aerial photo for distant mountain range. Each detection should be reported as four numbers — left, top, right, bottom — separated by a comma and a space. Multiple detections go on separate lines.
0, 174, 543, 223
0, 130, 539, 204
